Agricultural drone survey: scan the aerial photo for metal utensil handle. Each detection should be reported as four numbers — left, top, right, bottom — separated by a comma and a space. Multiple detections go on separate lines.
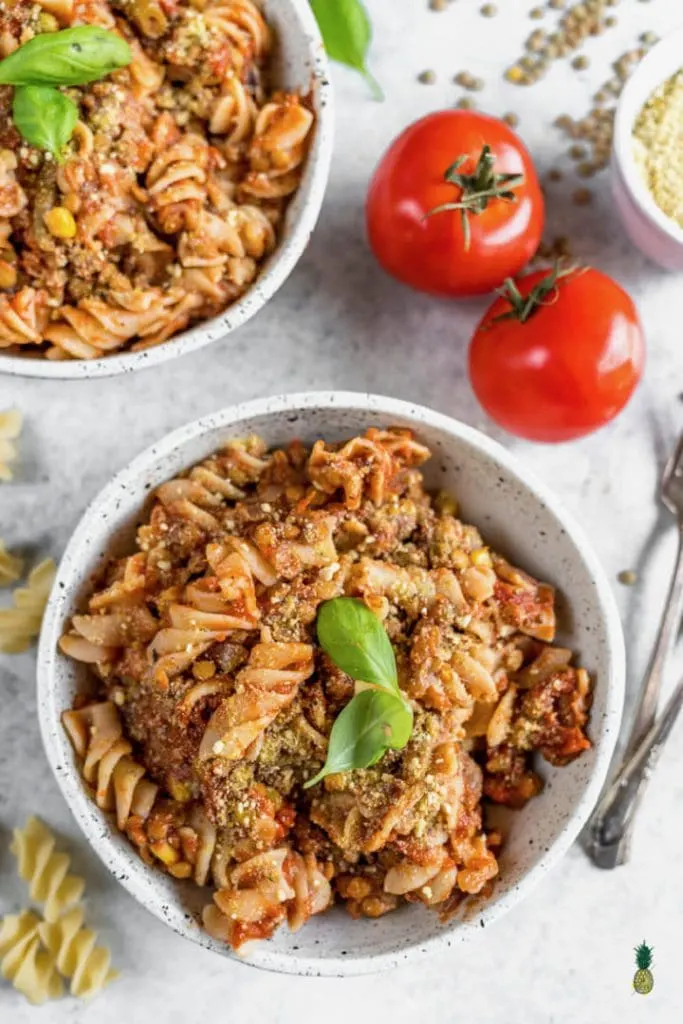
625, 528, 683, 755
586, 526, 683, 869
587, 673, 683, 868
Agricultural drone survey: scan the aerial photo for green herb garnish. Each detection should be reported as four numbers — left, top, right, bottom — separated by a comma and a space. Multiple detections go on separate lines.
0, 27, 131, 158
12, 85, 78, 162
0, 26, 131, 87
304, 598, 413, 788
309, 0, 383, 100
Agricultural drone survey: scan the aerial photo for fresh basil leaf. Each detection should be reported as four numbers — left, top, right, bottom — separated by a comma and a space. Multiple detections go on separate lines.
0, 26, 131, 87
303, 688, 413, 789
317, 597, 398, 695
309, 0, 383, 100
12, 85, 78, 161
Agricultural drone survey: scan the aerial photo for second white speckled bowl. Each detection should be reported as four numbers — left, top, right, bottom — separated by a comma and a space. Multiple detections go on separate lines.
38, 393, 625, 975
1, 0, 333, 379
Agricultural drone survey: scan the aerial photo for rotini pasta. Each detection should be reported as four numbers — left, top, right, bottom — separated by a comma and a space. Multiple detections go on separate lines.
11, 817, 85, 923
59, 429, 593, 951
0, 0, 315, 361
0, 558, 57, 654
38, 908, 118, 1000
0, 911, 63, 1006
0, 539, 23, 586
0, 408, 22, 482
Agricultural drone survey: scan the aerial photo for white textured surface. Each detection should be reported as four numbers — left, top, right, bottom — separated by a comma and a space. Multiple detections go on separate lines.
1, 0, 681, 1019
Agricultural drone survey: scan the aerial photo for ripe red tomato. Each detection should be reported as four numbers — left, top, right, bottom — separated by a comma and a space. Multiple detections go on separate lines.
366, 110, 544, 297
468, 266, 645, 442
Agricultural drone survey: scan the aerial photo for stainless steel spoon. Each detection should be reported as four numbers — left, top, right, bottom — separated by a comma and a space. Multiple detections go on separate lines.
586, 432, 683, 868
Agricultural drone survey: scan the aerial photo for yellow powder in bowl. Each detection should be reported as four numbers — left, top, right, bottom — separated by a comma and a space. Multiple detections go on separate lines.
632, 69, 683, 229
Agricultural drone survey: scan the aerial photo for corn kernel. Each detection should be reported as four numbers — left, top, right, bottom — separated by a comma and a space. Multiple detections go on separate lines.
150, 840, 180, 866
0, 261, 17, 289
44, 206, 77, 240
470, 546, 492, 567
168, 778, 192, 803
37, 12, 59, 32
167, 861, 192, 880
192, 659, 216, 681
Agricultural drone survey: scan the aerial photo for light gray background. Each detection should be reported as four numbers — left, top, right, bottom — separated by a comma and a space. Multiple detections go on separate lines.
1, 0, 681, 1020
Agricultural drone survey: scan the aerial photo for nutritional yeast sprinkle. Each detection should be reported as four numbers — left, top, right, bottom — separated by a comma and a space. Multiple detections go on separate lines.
633, 70, 683, 229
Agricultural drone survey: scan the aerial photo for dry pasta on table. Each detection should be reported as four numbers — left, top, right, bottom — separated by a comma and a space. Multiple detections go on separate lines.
59, 428, 594, 950
0, 0, 314, 360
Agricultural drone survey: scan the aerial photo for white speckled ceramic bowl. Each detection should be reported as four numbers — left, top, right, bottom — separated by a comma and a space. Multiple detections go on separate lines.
38, 393, 625, 976
0, 0, 333, 379
612, 27, 683, 270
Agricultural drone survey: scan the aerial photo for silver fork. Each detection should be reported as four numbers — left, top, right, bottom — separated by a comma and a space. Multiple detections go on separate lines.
586, 432, 683, 868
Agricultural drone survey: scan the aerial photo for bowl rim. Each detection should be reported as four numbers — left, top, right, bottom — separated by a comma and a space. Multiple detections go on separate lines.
0, 0, 334, 380
37, 391, 626, 976
613, 25, 683, 247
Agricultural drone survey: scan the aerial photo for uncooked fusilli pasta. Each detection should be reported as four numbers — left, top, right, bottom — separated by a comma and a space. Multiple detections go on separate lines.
11, 817, 85, 923
59, 429, 593, 951
0, 0, 315, 361
0, 559, 56, 653
39, 907, 118, 1000
0, 409, 21, 481
0, 911, 63, 1006
0, 539, 23, 586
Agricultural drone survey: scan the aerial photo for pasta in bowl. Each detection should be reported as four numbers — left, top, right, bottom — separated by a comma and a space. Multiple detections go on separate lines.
38, 393, 625, 975
0, 0, 332, 378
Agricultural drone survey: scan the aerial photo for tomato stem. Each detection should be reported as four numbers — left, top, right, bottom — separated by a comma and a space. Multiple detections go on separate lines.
492, 262, 578, 325
424, 145, 524, 251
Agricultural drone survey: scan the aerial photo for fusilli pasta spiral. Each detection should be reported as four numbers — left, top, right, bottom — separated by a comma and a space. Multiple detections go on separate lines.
0, 911, 63, 1006
198, 640, 315, 761
61, 702, 159, 830
0, 539, 23, 586
11, 818, 85, 924
38, 907, 118, 1000
0, 559, 56, 654
0, 408, 22, 482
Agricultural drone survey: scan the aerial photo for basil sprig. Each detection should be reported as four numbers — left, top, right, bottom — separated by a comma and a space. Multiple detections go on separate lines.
12, 86, 78, 162
304, 598, 413, 788
309, 0, 383, 100
0, 26, 131, 87
0, 27, 131, 160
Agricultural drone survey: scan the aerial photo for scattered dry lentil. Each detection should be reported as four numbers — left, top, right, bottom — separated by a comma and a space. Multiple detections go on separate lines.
503, 112, 520, 127
572, 55, 590, 70
529, 7, 545, 19
617, 570, 638, 586
547, 168, 563, 181
534, 235, 573, 263
456, 96, 475, 110
418, 69, 437, 84
554, 37, 655, 180
429, 0, 448, 9
506, 1, 624, 88
505, 65, 526, 84
480, 3, 497, 16
572, 187, 593, 205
